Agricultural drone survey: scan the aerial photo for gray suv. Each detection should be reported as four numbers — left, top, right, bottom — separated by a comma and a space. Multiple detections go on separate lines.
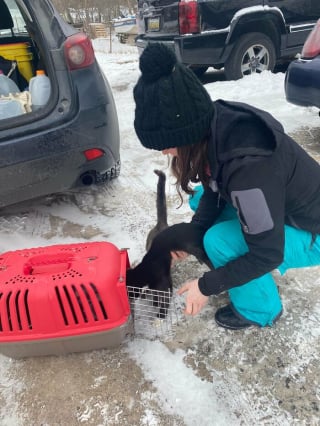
0, 0, 120, 208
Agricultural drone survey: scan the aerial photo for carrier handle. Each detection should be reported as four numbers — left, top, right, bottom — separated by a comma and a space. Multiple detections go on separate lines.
23, 253, 73, 275
28, 263, 70, 275
24, 261, 71, 275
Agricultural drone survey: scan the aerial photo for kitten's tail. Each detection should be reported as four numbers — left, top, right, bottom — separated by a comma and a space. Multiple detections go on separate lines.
154, 169, 168, 228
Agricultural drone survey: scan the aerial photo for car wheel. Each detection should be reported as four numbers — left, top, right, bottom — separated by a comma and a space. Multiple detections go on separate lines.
224, 33, 276, 80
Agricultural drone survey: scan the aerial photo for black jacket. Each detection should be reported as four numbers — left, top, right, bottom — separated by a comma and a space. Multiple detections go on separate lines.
193, 100, 320, 296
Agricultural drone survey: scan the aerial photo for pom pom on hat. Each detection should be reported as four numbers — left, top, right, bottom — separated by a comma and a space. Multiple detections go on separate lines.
134, 43, 214, 151
139, 43, 177, 83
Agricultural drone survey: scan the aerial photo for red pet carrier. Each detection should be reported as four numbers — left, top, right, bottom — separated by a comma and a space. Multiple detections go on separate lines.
0, 242, 131, 358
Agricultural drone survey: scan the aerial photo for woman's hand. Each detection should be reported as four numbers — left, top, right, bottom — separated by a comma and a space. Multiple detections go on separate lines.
177, 279, 209, 316
171, 250, 189, 263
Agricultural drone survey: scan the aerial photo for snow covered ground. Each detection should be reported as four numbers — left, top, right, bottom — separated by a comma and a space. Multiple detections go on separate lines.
0, 38, 319, 425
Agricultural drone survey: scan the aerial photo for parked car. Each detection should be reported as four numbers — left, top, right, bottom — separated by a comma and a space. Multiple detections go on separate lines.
136, 0, 319, 80
0, 0, 120, 208
285, 19, 320, 110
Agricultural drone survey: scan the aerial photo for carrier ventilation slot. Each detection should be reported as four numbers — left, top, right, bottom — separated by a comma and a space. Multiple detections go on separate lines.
55, 283, 108, 326
51, 268, 83, 280
18, 249, 47, 258
0, 289, 32, 332
4, 274, 36, 285
0, 293, 2, 331
60, 245, 89, 253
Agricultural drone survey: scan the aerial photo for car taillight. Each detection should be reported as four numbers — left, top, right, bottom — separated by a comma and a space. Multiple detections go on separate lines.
301, 19, 320, 59
179, 0, 199, 35
64, 33, 95, 70
84, 148, 105, 161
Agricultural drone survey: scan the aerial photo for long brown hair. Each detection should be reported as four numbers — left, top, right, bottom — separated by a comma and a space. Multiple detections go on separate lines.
171, 137, 210, 205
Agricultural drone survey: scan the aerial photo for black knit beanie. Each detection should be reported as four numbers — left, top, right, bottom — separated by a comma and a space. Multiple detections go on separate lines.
134, 43, 215, 150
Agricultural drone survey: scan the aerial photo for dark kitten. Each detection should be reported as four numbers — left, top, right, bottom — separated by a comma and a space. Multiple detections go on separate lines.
146, 169, 168, 251
127, 169, 212, 318
127, 222, 213, 318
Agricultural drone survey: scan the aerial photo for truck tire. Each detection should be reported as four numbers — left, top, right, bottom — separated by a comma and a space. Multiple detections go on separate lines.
224, 33, 276, 80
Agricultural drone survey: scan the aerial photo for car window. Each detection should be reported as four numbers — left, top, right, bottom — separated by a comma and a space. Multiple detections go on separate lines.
0, 0, 28, 37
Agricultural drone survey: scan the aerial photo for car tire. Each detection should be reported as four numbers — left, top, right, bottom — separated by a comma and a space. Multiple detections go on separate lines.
224, 33, 276, 80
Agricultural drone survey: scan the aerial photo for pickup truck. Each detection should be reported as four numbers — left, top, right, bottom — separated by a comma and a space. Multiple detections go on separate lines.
135, 0, 320, 80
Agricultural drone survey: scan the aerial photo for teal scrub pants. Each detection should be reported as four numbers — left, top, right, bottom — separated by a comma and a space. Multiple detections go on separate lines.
190, 186, 320, 326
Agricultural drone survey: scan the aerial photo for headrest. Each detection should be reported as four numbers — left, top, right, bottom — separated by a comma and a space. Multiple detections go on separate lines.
0, 0, 14, 31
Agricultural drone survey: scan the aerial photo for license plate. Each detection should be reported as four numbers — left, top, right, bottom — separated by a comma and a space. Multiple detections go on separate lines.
148, 17, 160, 31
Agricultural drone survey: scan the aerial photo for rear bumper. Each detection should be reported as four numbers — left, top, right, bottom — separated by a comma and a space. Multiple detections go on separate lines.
0, 100, 120, 208
136, 37, 175, 55
135, 31, 231, 67
0, 109, 120, 207
285, 57, 320, 109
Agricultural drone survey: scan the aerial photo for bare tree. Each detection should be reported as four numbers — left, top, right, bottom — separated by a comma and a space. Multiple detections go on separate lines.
51, 0, 136, 24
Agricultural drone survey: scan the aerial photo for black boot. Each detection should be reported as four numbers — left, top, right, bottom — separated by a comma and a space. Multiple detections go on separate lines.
215, 304, 255, 330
